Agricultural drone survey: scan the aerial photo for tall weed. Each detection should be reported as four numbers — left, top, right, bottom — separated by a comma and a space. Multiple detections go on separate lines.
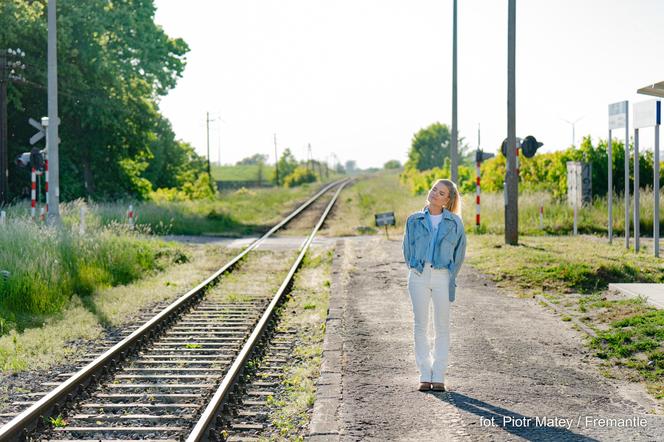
0, 213, 181, 333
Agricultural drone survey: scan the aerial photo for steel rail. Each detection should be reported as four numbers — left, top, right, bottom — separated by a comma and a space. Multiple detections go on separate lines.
187, 178, 351, 442
0, 179, 348, 442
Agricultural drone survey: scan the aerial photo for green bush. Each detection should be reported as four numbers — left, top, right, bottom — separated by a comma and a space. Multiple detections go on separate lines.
403, 135, 664, 201
283, 166, 317, 188
150, 173, 215, 202
399, 158, 475, 195
384, 160, 401, 169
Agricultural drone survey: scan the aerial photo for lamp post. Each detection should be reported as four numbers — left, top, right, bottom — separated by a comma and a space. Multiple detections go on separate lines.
274, 133, 279, 186
206, 112, 212, 181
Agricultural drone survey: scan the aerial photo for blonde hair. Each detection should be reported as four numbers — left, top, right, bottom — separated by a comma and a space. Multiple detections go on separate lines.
427, 179, 462, 216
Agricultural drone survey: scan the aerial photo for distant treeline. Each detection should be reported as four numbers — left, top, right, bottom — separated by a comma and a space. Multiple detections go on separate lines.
401, 122, 662, 200
212, 150, 347, 189
1, 0, 210, 202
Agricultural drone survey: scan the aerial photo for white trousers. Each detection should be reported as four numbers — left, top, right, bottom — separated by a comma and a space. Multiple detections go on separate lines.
407, 265, 451, 383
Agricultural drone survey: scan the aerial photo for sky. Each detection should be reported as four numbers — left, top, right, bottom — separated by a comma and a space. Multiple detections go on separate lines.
154, 0, 664, 169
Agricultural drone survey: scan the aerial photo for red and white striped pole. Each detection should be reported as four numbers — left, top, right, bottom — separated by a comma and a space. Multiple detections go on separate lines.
516, 146, 520, 178
31, 167, 37, 220
475, 160, 481, 228
44, 158, 49, 216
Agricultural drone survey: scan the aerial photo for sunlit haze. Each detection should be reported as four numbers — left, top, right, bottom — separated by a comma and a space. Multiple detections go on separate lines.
154, 0, 664, 169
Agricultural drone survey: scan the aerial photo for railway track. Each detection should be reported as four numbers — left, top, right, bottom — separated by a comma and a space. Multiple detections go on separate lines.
0, 178, 350, 441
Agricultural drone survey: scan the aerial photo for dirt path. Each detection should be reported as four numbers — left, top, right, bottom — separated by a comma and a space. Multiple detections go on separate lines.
322, 237, 664, 441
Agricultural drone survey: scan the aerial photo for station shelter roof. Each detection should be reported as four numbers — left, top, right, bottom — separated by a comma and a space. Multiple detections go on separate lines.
637, 81, 664, 98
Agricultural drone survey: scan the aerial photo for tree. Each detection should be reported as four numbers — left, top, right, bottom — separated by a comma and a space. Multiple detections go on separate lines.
143, 117, 208, 190
237, 153, 268, 165
406, 122, 451, 171
277, 148, 297, 182
406, 122, 472, 171
384, 160, 401, 169
283, 166, 316, 187
1, 0, 190, 200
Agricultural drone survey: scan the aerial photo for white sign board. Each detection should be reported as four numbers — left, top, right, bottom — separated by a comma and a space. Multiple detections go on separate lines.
567, 161, 592, 207
633, 100, 661, 129
609, 101, 628, 129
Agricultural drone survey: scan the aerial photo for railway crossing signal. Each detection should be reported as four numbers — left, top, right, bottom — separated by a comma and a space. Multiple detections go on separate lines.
29, 117, 46, 145
500, 135, 543, 158
475, 150, 495, 163
501, 137, 521, 157
521, 135, 543, 158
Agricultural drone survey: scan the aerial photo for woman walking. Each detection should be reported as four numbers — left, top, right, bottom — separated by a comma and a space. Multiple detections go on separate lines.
402, 178, 467, 392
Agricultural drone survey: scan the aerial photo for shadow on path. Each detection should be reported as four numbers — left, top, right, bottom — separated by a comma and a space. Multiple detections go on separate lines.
432, 391, 599, 441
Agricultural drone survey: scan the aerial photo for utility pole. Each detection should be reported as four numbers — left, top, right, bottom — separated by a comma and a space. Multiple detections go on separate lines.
307, 143, 312, 171
47, 0, 60, 223
0, 52, 8, 205
206, 112, 211, 181
217, 121, 221, 166
273, 133, 279, 186
505, 0, 518, 245
451, 0, 459, 183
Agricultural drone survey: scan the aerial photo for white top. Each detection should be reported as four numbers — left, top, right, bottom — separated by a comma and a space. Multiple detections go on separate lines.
429, 213, 443, 231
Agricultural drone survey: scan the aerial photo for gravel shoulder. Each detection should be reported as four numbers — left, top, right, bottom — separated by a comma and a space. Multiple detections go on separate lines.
321, 236, 664, 441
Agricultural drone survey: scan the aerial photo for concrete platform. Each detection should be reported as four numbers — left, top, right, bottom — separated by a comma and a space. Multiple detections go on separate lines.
608, 283, 664, 309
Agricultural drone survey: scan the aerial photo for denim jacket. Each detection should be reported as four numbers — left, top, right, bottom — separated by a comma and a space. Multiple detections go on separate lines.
402, 207, 467, 302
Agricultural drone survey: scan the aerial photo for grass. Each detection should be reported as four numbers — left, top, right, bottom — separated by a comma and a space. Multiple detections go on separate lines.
91, 184, 320, 236
0, 216, 185, 335
211, 164, 276, 182
3, 181, 333, 237
48, 415, 67, 428
225, 292, 253, 303
260, 247, 333, 439
462, 187, 664, 236
325, 170, 424, 237
590, 308, 664, 399
466, 234, 664, 295
0, 243, 237, 373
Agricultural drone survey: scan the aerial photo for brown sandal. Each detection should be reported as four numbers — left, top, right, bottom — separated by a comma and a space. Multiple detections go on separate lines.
418, 382, 431, 391
431, 382, 446, 391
